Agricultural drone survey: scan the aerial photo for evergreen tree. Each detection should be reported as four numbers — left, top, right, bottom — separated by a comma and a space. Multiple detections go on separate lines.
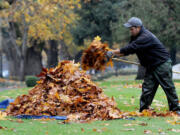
72, 0, 120, 46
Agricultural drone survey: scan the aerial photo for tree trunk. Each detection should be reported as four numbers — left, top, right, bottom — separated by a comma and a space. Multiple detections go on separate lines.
8, 57, 21, 80
170, 45, 176, 65
2, 33, 21, 80
44, 40, 58, 68
136, 65, 146, 80
25, 45, 42, 76
0, 18, 2, 77
2, 20, 28, 80
19, 57, 25, 81
0, 53, 2, 78
19, 15, 28, 81
1, 21, 22, 80
59, 40, 72, 60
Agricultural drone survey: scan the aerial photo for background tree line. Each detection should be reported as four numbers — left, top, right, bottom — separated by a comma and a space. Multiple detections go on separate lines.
0, 0, 180, 81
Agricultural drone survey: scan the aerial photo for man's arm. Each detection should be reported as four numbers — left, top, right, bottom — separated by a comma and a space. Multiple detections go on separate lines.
120, 34, 152, 56
111, 49, 124, 57
106, 34, 152, 58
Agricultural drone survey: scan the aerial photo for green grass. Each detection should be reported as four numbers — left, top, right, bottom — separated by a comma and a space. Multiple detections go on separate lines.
0, 75, 180, 135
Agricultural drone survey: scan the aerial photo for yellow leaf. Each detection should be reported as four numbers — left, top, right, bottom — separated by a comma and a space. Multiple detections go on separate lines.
0, 112, 7, 120
94, 36, 101, 41
59, 94, 72, 104
55, 92, 60, 100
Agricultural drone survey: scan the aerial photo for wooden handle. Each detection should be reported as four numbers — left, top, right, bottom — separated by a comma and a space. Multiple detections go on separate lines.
112, 58, 180, 74
173, 71, 180, 74
112, 58, 140, 66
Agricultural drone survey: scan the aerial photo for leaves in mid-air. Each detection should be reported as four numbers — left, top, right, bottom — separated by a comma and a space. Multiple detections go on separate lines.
81, 36, 113, 71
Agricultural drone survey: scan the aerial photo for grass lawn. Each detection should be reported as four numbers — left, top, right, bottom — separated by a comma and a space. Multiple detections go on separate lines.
0, 75, 180, 135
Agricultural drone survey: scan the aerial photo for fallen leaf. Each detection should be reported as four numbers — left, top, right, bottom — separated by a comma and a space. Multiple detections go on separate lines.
131, 96, 135, 104
0, 111, 7, 120
168, 128, 180, 133
166, 120, 180, 125
139, 123, 148, 126
81, 128, 85, 132
15, 119, 24, 123
124, 123, 137, 127
0, 126, 5, 129
166, 115, 180, 125
41, 121, 48, 124
123, 128, 135, 131
101, 127, 108, 132
101, 123, 109, 126
158, 129, 166, 135
144, 130, 152, 134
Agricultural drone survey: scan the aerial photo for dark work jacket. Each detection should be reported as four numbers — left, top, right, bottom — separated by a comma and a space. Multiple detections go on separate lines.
120, 26, 170, 71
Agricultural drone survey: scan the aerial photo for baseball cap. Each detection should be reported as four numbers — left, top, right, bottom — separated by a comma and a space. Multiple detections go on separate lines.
124, 17, 143, 28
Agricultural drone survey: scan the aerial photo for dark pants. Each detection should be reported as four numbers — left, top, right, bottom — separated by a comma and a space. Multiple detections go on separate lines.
140, 59, 180, 112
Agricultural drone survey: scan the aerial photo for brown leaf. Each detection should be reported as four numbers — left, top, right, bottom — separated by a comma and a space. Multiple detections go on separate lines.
101, 123, 109, 126
168, 128, 180, 133
81, 128, 85, 132
0, 112, 7, 120
144, 130, 152, 134
0, 126, 8, 130
131, 96, 135, 104
123, 128, 135, 131
124, 123, 138, 127
0, 126, 5, 129
16, 119, 24, 123
139, 123, 148, 126
102, 127, 108, 132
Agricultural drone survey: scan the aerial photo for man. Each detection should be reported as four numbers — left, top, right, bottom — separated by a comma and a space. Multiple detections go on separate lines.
106, 17, 180, 114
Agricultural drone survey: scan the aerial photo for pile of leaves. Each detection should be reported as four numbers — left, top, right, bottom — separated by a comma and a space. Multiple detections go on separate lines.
6, 61, 122, 121
81, 36, 113, 71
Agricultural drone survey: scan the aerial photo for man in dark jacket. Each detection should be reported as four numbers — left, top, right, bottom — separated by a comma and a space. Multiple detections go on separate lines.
107, 17, 180, 114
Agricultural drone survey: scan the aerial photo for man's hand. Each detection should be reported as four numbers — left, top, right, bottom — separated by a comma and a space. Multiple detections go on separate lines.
106, 51, 114, 60
106, 49, 124, 61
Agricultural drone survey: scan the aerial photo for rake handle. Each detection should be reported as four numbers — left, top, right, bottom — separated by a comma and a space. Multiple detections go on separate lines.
112, 58, 140, 66
112, 58, 180, 74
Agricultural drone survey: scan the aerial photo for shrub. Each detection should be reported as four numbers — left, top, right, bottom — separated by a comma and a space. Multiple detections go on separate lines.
25, 76, 39, 87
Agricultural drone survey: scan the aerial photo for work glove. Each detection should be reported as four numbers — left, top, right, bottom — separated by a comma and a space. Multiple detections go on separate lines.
106, 51, 114, 61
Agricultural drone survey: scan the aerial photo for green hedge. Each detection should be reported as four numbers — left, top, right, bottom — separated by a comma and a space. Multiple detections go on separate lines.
25, 76, 39, 87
